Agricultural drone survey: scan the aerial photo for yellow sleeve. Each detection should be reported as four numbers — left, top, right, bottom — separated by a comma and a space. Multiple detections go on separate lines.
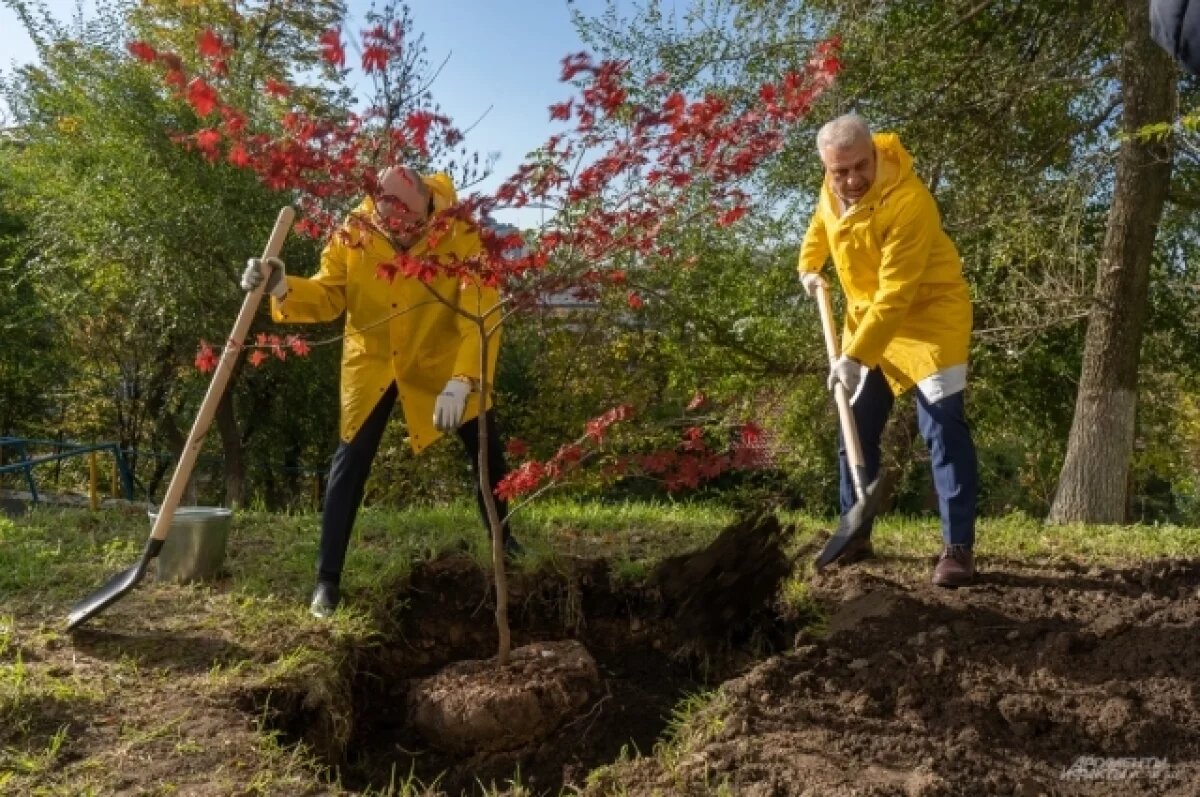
843, 189, 934, 367
798, 206, 830, 276
270, 238, 348, 324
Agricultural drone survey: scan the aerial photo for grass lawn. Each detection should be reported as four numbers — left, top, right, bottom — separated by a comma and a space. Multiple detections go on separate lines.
2, 500, 1197, 794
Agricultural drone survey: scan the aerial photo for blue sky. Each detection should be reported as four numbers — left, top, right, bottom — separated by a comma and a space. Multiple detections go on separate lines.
0, 0, 661, 225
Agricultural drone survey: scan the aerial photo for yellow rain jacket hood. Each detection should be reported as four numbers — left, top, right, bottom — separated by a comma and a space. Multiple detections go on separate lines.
271, 173, 500, 451
798, 133, 972, 396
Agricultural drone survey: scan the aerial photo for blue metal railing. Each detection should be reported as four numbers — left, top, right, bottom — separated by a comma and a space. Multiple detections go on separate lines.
0, 437, 327, 506
0, 437, 134, 505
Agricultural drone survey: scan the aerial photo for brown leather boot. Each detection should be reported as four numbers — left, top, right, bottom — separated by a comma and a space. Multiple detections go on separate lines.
932, 544, 974, 587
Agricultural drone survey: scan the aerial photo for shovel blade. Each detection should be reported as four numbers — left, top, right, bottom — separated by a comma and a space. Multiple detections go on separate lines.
66, 538, 163, 630
814, 475, 889, 571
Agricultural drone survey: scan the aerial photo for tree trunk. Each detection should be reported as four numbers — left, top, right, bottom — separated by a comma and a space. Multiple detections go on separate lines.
215, 390, 246, 508
1048, 0, 1176, 524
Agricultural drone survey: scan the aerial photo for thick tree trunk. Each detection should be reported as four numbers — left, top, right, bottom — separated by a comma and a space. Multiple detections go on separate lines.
1048, 0, 1176, 524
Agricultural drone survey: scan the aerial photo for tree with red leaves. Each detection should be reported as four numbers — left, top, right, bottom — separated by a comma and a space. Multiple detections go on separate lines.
128, 2, 838, 659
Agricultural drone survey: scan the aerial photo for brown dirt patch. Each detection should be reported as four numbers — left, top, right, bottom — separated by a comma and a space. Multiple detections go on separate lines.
409, 639, 600, 753
582, 555, 1200, 796
326, 518, 800, 795
13, 516, 1200, 797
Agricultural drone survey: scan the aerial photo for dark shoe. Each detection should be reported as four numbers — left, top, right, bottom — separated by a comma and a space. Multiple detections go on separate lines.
834, 535, 874, 566
932, 545, 974, 588
309, 580, 341, 618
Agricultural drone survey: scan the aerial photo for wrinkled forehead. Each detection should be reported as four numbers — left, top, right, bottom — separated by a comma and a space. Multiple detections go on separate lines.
819, 140, 874, 170
378, 166, 427, 207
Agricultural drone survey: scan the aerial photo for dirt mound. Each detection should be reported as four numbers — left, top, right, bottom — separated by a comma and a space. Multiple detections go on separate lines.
651, 513, 797, 638
584, 558, 1200, 796
409, 639, 599, 753
333, 524, 803, 796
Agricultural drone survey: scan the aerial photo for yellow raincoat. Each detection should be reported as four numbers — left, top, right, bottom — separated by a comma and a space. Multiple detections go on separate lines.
798, 133, 972, 396
270, 174, 500, 451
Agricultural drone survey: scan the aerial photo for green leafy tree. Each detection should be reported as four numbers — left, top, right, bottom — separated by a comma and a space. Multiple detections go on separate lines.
0, 0, 334, 504
575, 0, 1199, 520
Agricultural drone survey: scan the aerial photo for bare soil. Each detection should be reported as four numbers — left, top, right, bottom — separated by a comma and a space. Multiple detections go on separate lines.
9, 517, 1199, 796
581, 554, 1200, 796
320, 517, 799, 795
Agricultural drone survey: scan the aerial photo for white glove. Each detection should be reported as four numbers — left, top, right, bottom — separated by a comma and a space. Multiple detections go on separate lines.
827, 354, 868, 405
433, 378, 471, 431
799, 271, 827, 297
241, 256, 288, 299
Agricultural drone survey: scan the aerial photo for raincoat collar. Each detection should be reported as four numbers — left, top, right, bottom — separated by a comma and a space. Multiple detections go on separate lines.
865, 132, 912, 202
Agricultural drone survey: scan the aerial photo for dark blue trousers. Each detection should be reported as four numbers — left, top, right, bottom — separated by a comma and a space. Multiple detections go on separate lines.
317, 382, 511, 585
839, 368, 978, 546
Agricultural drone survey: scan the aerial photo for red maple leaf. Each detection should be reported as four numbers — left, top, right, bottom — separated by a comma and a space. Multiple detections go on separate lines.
627, 291, 643, 310
319, 28, 346, 68
227, 143, 250, 167
560, 52, 593, 81
361, 44, 389, 73
264, 78, 291, 99
740, 422, 764, 446
375, 260, 400, 282
248, 350, 268, 367
717, 205, 748, 227
405, 110, 446, 155
127, 41, 158, 63
219, 106, 246, 136
296, 217, 323, 238
197, 28, 227, 59
194, 342, 218, 373
549, 99, 573, 121
186, 78, 219, 117
286, 335, 311, 357
194, 128, 222, 159
681, 426, 707, 452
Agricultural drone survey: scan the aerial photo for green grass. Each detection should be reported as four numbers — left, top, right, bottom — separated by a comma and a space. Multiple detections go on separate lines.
1, 499, 1198, 795
784, 508, 1200, 565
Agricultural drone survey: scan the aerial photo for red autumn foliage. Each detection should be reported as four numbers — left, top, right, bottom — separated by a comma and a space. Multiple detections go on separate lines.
318, 28, 346, 68
185, 77, 219, 117
135, 18, 839, 498
194, 341, 218, 373
127, 41, 158, 63
264, 78, 291, 99
197, 29, 229, 59
361, 44, 389, 73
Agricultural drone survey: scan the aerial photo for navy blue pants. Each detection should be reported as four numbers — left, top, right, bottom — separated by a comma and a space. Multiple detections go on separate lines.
317, 382, 511, 585
839, 368, 978, 546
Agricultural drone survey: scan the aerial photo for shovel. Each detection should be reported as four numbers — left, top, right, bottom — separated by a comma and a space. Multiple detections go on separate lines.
67, 206, 295, 630
812, 282, 889, 571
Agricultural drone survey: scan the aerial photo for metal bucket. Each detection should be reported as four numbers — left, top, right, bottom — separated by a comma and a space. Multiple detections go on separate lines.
150, 506, 233, 583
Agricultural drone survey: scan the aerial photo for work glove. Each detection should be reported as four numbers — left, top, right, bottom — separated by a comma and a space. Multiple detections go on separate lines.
241, 256, 288, 300
799, 271, 827, 298
827, 354, 868, 405
433, 378, 472, 432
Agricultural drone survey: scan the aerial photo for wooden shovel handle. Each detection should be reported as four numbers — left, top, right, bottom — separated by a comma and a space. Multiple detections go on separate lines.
813, 282, 868, 500
148, 207, 296, 541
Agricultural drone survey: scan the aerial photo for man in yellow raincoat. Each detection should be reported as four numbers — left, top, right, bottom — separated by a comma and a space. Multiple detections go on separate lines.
242, 166, 517, 616
797, 114, 978, 587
